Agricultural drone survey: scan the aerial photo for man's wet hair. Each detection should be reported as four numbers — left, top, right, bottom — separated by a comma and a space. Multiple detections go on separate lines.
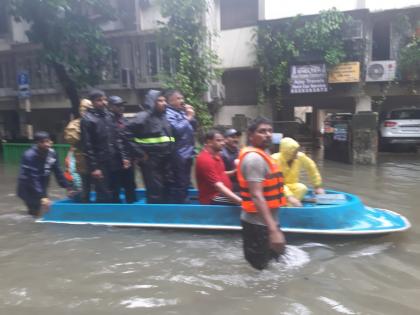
247, 116, 272, 134
204, 129, 224, 143
164, 89, 181, 100
88, 89, 106, 101
34, 131, 50, 143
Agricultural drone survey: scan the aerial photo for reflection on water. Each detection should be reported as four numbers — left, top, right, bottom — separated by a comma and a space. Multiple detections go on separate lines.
0, 151, 419, 314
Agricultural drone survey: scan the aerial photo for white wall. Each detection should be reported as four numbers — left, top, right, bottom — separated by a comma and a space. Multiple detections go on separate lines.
0, 40, 11, 51
265, 0, 420, 20
140, 0, 163, 31
218, 27, 256, 69
11, 19, 29, 43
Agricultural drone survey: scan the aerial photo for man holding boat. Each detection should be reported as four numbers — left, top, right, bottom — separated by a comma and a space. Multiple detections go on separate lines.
237, 117, 287, 270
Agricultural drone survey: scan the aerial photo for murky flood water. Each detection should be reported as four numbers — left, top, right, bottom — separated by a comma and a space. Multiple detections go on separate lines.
0, 152, 419, 315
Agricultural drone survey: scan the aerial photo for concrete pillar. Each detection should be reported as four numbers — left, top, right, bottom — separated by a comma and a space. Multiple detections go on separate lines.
355, 95, 372, 112
351, 112, 378, 165
17, 99, 31, 139
258, 0, 265, 20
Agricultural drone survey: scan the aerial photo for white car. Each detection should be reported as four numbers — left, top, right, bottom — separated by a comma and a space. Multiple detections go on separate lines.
379, 108, 420, 147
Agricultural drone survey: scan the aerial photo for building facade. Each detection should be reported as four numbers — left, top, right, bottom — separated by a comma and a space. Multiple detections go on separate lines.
0, 0, 419, 142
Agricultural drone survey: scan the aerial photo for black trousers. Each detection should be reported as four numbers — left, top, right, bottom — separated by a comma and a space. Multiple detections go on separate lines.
241, 220, 280, 270
139, 154, 173, 204
169, 156, 193, 204
80, 174, 91, 203
110, 167, 137, 203
25, 200, 41, 217
91, 165, 112, 203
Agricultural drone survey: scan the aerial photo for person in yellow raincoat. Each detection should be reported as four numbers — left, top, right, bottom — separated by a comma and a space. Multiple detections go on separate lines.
64, 99, 93, 202
271, 137, 325, 207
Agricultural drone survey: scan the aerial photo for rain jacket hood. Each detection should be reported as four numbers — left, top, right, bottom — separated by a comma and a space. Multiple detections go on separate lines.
280, 137, 300, 162
79, 99, 93, 116
144, 90, 164, 113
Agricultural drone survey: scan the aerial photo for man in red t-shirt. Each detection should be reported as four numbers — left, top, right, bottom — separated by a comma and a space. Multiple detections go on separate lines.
195, 130, 242, 205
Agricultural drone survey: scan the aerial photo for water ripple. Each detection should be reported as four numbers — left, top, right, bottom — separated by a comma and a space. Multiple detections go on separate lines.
318, 296, 358, 314
120, 297, 178, 308
348, 243, 393, 258
168, 275, 224, 291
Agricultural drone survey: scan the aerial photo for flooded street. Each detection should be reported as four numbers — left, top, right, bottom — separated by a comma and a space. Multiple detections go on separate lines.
0, 152, 419, 315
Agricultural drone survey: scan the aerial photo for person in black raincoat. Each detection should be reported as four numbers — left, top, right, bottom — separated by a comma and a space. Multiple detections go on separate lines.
17, 131, 70, 217
108, 95, 137, 203
81, 89, 128, 203
125, 90, 174, 204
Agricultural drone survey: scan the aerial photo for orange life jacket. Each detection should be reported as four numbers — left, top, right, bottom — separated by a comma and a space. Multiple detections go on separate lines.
237, 147, 286, 212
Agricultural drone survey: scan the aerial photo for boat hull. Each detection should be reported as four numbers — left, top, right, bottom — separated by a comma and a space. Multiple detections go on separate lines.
37, 190, 411, 235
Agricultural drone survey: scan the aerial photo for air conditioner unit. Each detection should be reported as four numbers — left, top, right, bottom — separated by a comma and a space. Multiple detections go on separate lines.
121, 68, 134, 88
365, 60, 396, 82
203, 82, 225, 103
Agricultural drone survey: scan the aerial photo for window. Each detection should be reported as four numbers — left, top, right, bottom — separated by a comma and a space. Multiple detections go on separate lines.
390, 109, 420, 120
145, 41, 158, 79
220, 0, 258, 30
0, 58, 14, 88
101, 47, 121, 83
16, 56, 58, 89
222, 69, 258, 105
372, 19, 390, 60
0, 1, 9, 36
144, 41, 174, 82
117, 0, 137, 30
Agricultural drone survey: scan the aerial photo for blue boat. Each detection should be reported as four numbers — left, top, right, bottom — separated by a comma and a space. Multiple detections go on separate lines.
37, 189, 410, 235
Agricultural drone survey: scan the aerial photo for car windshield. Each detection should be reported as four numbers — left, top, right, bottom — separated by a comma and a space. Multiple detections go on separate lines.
390, 110, 420, 120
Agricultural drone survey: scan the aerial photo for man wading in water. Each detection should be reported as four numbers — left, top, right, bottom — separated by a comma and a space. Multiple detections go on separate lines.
236, 117, 287, 270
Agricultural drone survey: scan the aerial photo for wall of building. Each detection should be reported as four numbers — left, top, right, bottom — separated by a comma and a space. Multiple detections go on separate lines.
10, 20, 29, 44
218, 27, 256, 69
214, 104, 258, 126
139, 0, 163, 31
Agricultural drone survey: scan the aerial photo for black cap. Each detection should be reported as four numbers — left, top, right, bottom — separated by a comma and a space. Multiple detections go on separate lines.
224, 128, 241, 137
108, 95, 126, 106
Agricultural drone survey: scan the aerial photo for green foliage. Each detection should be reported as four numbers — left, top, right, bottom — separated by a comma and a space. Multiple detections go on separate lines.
392, 13, 412, 37
158, 0, 220, 128
256, 8, 361, 105
399, 36, 420, 81
392, 13, 420, 82
10, 0, 115, 115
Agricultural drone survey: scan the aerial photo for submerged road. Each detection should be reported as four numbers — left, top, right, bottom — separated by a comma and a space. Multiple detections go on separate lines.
0, 151, 419, 314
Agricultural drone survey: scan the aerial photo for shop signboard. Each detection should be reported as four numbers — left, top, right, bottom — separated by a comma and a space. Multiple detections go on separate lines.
328, 62, 360, 83
290, 64, 328, 94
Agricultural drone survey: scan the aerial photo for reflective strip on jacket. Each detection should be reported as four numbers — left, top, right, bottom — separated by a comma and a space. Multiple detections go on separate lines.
237, 147, 287, 213
134, 136, 175, 144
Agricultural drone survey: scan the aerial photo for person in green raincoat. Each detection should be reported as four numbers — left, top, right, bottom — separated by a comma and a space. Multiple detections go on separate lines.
271, 137, 325, 207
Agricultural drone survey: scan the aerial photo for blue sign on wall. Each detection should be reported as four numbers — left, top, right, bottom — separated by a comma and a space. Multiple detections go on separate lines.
17, 71, 31, 99
17, 71, 30, 86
